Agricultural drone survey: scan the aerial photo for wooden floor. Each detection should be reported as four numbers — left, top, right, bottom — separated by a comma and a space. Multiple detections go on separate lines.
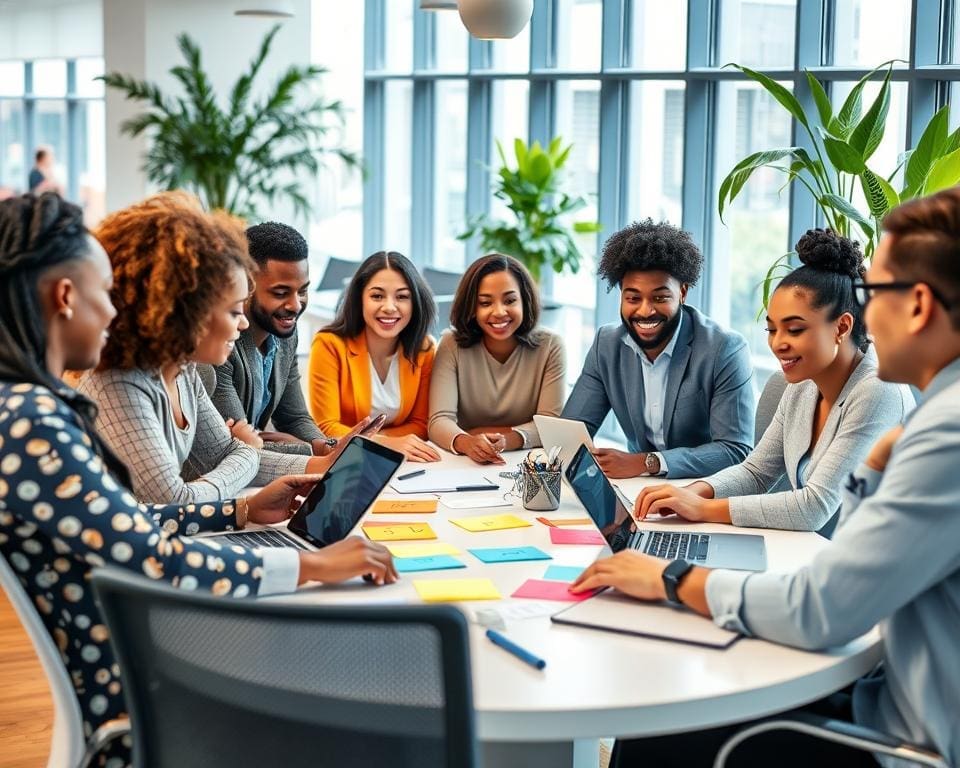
0, 590, 52, 768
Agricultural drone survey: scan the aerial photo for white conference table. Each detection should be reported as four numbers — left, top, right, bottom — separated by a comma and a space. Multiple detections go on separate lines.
269, 450, 881, 768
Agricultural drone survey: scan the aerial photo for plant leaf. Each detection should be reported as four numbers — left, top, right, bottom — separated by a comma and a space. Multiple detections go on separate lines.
860, 167, 899, 218
718, 148, 803, 222
821, 135, 866, 173
820, 194, 874, 239
732, 65, 808, 131
905, 105, 949, 193
849, 67, 892, 162
806, 73, 833, 128
923, 146, 960, 195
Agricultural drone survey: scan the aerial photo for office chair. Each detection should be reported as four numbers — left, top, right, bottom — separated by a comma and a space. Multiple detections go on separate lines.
754, 370, 787, 444
714, 711, 950, 768
313, 255, 359, 313
91, 568, 479, 768
0, 554, 129, 768
422, 267, 462, 337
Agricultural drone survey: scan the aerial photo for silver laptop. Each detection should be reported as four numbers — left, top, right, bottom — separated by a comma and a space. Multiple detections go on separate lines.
533, 415, 596, 475
208, 437, 404, 551
565, 444, 767, 571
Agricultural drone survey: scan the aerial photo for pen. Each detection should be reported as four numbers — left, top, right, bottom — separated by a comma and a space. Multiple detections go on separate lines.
455, 484, 499, 491
485, 629, 546, 670
397, 469, 427, 481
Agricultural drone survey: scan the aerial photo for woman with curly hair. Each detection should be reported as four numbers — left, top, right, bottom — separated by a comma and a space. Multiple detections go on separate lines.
427, 254, 566, 464
0, 192, 396, 764
78, 192, 345, 504
634, 229, 915, 533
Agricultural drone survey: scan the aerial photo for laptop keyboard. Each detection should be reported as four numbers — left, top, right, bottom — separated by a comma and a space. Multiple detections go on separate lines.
638, 531, 710, 562
215, 529, 309, 551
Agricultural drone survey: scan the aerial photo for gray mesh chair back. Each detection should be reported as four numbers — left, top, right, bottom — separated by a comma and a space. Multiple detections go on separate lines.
422, 267, 462, 336
91, 569, 478, 768
314, 256, 359, 315
754, 370, 788, 444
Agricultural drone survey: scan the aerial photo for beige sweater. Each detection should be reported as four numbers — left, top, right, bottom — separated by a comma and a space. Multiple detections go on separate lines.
427, 328, 566, 450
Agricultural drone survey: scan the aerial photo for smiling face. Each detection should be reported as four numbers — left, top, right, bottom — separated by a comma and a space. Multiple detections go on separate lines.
766, 286, 852, 383
248, 258, 310, 339
474, 269, 523, 343
362, 268, 412, 342
191, 265, 250, 365
619, 270, 686, 353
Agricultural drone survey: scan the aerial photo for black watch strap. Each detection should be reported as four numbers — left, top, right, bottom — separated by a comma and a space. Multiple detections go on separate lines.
662, 559, 695, 606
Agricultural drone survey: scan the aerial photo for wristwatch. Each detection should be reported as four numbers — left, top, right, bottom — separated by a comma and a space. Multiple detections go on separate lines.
643, 452, 660, 475
662, 559, 694, 606
513, 427, 530, 449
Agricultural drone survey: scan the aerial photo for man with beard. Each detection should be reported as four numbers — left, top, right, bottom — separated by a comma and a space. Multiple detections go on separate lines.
202, 222, 333, 456
562, 219, 754, 479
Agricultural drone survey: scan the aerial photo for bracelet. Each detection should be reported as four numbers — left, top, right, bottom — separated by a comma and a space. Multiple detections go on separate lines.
235, 496, 249, 529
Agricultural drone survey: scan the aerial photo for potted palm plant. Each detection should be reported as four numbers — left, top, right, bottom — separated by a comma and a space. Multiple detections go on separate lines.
460, 137, 601, 283
100, 25, 359, 220
718, 62, 960, 308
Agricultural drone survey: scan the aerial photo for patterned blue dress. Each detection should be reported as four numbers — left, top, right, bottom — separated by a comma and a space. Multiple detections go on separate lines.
0, 382, 273, 765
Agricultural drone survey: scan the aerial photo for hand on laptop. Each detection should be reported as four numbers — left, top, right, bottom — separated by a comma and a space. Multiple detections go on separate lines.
298, 537, 399, 586
246, 474, 325, 525
634, 483, 731, 524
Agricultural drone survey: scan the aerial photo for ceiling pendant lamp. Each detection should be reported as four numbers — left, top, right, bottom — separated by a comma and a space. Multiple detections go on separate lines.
457, 0, 533, 39
419, 1, 458, 9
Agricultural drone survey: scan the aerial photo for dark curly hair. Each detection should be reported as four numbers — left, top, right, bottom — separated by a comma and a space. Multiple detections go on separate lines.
246, 221, 308, 267
450, 253, 541, 347
0, 192, 132, 488
597, 219, 703, 290
777, 228, 869, 350
96, 191, 255, 370
322, 251, 436, 367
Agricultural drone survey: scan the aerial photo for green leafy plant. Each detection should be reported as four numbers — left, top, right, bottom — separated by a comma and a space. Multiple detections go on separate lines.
460, 137, 601, 282
718, 61, 960, 308
100, 25, 359, 220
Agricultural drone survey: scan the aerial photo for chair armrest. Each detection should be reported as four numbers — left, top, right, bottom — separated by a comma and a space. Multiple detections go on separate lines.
713, 712, 949, 768
80, 717, 131, 768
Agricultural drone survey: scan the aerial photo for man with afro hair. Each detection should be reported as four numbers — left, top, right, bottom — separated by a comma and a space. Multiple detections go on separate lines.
202, 221, 335, 456
562, 219, 754, 478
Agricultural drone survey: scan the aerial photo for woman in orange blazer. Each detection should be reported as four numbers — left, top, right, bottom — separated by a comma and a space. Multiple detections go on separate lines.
309, 251, 441, 462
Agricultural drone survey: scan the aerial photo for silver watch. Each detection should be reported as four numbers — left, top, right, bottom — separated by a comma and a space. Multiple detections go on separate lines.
644, 453, 660, 475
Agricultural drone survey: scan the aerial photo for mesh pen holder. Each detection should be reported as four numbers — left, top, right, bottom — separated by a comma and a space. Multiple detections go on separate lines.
513, 465, 562, 511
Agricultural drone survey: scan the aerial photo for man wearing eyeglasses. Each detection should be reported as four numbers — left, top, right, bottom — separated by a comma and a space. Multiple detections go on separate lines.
571, 187, 960, 768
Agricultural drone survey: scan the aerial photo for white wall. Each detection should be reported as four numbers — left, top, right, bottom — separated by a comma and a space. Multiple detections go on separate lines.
103, 0, 312, 215
0, 1, 103, 60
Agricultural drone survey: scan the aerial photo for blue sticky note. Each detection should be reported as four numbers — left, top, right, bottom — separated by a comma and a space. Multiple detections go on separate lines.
543, 565, 585, 582
394, 555, 466, 573
467, 546, 552, 564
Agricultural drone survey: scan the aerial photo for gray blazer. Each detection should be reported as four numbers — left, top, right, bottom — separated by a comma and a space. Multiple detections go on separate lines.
562, 305, 755, 478
707, 347, 915, 531
200, 328, 324, 456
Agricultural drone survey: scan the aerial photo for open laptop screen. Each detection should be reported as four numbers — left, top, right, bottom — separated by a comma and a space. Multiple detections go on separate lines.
565, 443, 637, 552
288, 437, 403, 547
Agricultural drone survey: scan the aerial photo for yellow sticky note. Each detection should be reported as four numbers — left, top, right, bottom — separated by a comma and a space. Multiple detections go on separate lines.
362, 523, 437, 541
372, 499, 438, 514
449, 514, 533, 532
386, 542, 461, 558
414, 578, 501, 603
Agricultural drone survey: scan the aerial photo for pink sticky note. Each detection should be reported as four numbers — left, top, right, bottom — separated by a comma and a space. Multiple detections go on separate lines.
549, 527, 604, 545
511, 578, 597, 602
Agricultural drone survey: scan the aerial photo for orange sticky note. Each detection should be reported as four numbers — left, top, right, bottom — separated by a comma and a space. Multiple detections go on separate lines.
543, 517, 594, 527
362, 522, 437, 541
372, 499, 438, 514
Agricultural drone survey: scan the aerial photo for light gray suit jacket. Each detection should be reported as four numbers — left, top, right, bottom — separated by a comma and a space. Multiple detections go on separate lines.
200, 328, 324, 456
707, 347, 915, 531
562, 305, 755, 478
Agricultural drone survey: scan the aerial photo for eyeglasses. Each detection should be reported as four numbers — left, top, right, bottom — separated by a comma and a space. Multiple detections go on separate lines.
852, 281, 953, 310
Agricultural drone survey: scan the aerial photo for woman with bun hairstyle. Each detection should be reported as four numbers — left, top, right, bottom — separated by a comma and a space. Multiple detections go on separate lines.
632, 229, 914, 532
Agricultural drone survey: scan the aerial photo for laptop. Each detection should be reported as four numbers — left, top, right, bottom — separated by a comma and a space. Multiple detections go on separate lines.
533, 415, 596, 467
208, 437, 404, 551
564, 444, 767, 571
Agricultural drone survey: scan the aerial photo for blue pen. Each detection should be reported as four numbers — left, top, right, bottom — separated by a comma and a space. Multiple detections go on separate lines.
485, 629, 547, 670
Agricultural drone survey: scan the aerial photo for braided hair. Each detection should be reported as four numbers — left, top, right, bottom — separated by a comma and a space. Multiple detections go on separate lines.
0, 192, 132, 488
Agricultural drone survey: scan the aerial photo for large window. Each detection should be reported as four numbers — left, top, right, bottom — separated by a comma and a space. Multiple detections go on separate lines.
0, 57, 105, 225
361, 0, 960, 386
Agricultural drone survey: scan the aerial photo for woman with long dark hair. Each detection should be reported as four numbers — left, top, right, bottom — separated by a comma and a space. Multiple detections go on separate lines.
309, 251, 440, 462
0, 193, 396, 763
